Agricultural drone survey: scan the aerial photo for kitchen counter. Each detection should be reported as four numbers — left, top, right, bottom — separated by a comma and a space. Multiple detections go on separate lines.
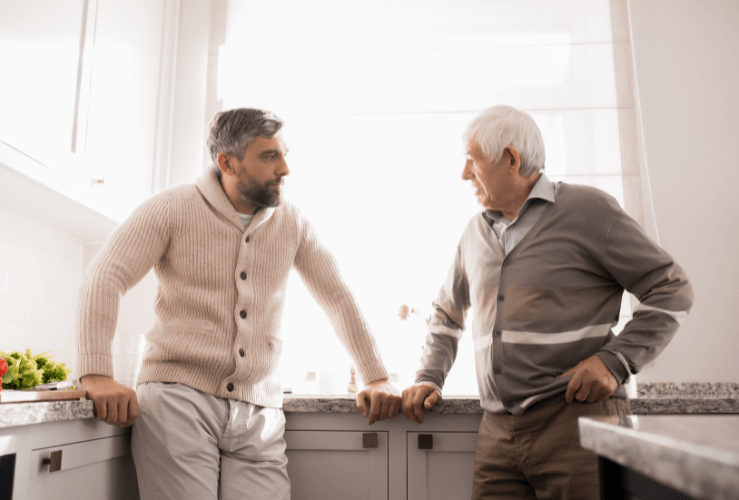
2, 382, 737, 429
579, 414, 739, 500
0, 400, 94, 428
631, 382, 739, 414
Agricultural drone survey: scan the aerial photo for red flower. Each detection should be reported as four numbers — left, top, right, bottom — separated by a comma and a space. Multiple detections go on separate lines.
0, 357, 7, 391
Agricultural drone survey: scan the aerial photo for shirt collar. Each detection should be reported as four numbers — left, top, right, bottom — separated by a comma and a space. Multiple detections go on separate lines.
483, 171, 555, 223
196, 166, 276, 234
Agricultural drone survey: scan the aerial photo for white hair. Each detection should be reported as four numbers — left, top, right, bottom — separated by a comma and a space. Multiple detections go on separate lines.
462, 105, 545, 177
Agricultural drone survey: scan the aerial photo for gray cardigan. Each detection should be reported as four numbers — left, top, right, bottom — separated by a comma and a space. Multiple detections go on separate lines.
416, 182, 693, 415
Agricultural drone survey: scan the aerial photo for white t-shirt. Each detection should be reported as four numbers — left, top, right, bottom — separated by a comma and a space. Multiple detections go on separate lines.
237, 212, 255, 231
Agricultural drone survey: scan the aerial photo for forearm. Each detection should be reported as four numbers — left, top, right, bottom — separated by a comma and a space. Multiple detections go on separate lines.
598, 271, 693, 382
414, 309, 463, 391
600, 213, 695, 381
77, 194, 170, 378
294, 225, 387, 384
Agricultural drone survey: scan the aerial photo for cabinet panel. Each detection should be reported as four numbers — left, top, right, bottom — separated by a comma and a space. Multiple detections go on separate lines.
0, 0, 90, 181
407, 432, 478, 500
27, 435, 139, 500
285, 430, 388, 500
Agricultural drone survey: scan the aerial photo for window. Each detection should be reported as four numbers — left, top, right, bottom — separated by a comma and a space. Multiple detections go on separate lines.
212, 0, 646, 395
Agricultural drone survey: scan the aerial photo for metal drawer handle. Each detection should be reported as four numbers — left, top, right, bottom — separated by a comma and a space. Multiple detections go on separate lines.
42, 450, 63, 472
418, 434, 433, 450
362, 433, 378, 449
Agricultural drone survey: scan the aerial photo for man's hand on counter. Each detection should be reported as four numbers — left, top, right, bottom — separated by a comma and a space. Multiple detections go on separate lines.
356, 378, 402, 425
80, 375, 140, 428
401, 383, 440, 424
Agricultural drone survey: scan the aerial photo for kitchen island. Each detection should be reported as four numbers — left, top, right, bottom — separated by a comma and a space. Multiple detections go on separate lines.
579, 415, 739, 500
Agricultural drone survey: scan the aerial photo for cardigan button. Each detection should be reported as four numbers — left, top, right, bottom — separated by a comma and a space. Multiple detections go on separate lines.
502, 260, 509, 267
240, 272, 246, 280
227, 383, 234, 392
494, 368, 502, 375
239, 348, 245, 357
498, 295, 505, 301
494, 330, 501, 337
240, 310, 247, 319
245, 235, 250, 243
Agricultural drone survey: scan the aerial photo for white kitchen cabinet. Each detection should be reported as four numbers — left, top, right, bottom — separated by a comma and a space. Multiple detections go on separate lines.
286, 430, 388, 500
27, 435, 139, 500
0, 416, 139, 500
0, 0, 179, 232
407, 432, 478, 500
284, 408, 483, 500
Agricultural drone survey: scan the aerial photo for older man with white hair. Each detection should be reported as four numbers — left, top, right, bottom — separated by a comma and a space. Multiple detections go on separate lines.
401, 105, 693, 499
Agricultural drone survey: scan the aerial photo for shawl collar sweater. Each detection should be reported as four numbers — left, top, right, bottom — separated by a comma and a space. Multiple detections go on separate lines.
416, 182, 693, 415
77, 167, 387, 408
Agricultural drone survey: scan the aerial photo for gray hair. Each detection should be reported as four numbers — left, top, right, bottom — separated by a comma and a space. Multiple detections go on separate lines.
462, 105, 545, 177
207, 108, 284, 166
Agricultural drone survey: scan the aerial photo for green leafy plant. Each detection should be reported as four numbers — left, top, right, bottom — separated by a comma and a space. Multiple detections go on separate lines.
0, 349, 73, 390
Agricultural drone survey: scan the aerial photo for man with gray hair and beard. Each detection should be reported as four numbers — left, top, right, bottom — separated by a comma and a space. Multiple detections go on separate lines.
401, 105, 693, 499
77, 108, 401, 499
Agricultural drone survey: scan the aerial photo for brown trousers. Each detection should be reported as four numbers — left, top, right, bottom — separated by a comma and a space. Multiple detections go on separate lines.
471, 397, 632, 500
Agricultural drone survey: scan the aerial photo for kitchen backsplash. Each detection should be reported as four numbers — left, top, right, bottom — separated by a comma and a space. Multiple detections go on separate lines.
0, 205, 83, 375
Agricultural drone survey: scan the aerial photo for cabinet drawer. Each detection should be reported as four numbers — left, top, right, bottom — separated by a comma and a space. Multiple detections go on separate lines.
408, 432, 478, 500
285, 430, 388, 500
27, 435, 139, 500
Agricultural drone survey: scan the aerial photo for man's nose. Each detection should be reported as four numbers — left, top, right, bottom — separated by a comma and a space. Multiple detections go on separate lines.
462, 159, 473, 180
277, 156, 290, 176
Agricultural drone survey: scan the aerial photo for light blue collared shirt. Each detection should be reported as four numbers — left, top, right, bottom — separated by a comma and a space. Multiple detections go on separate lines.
482, 172, 558, 255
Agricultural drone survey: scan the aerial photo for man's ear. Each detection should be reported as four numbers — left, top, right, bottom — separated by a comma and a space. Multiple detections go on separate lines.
507, 146, 521, 174
217, 152, 231, 175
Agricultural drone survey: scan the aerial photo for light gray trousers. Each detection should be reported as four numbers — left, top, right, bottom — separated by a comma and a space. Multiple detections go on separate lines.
132, 382, 290, 500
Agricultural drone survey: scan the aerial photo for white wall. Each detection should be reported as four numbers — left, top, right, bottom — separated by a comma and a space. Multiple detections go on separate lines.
0, 207, 83, 375
628, 0, 739, 382
0, 0, 177, 385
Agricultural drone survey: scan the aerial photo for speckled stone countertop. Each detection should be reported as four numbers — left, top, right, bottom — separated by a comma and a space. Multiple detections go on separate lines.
1, 382, 737, 429
0, 400, 95, 428
282, 394, 484, 413
579, 415, 739, 500
630, 382, 739, 414
284, 383, 739, 414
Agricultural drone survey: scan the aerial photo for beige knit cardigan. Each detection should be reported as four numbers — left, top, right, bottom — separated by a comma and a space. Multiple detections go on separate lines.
76, 167, 388, 408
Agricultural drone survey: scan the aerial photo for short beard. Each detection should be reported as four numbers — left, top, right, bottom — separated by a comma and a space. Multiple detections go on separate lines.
236, 176, 282, 209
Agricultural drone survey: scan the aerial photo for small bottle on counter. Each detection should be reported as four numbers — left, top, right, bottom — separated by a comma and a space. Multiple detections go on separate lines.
347, 365, 358, 394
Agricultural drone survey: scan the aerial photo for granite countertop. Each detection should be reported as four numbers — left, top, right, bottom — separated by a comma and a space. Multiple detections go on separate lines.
631, 382, 739, 414
578, 414, 739, 500
1, 382, 737, 429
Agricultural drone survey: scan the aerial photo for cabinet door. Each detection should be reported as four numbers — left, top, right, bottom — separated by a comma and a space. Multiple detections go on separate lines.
27, 434, 139, 500
285, 430, 388, 500
407, 432, 478, 500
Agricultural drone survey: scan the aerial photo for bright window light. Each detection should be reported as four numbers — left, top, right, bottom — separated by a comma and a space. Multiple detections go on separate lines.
216, 0, 641, 395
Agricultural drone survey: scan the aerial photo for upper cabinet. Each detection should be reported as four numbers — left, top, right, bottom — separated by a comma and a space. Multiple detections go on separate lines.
0, 0, 90, 184
0, 0, 178, 240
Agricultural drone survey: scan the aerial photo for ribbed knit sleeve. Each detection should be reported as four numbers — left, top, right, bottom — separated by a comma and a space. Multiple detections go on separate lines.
76, 190, 171, 379
292, 210, 388, 386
